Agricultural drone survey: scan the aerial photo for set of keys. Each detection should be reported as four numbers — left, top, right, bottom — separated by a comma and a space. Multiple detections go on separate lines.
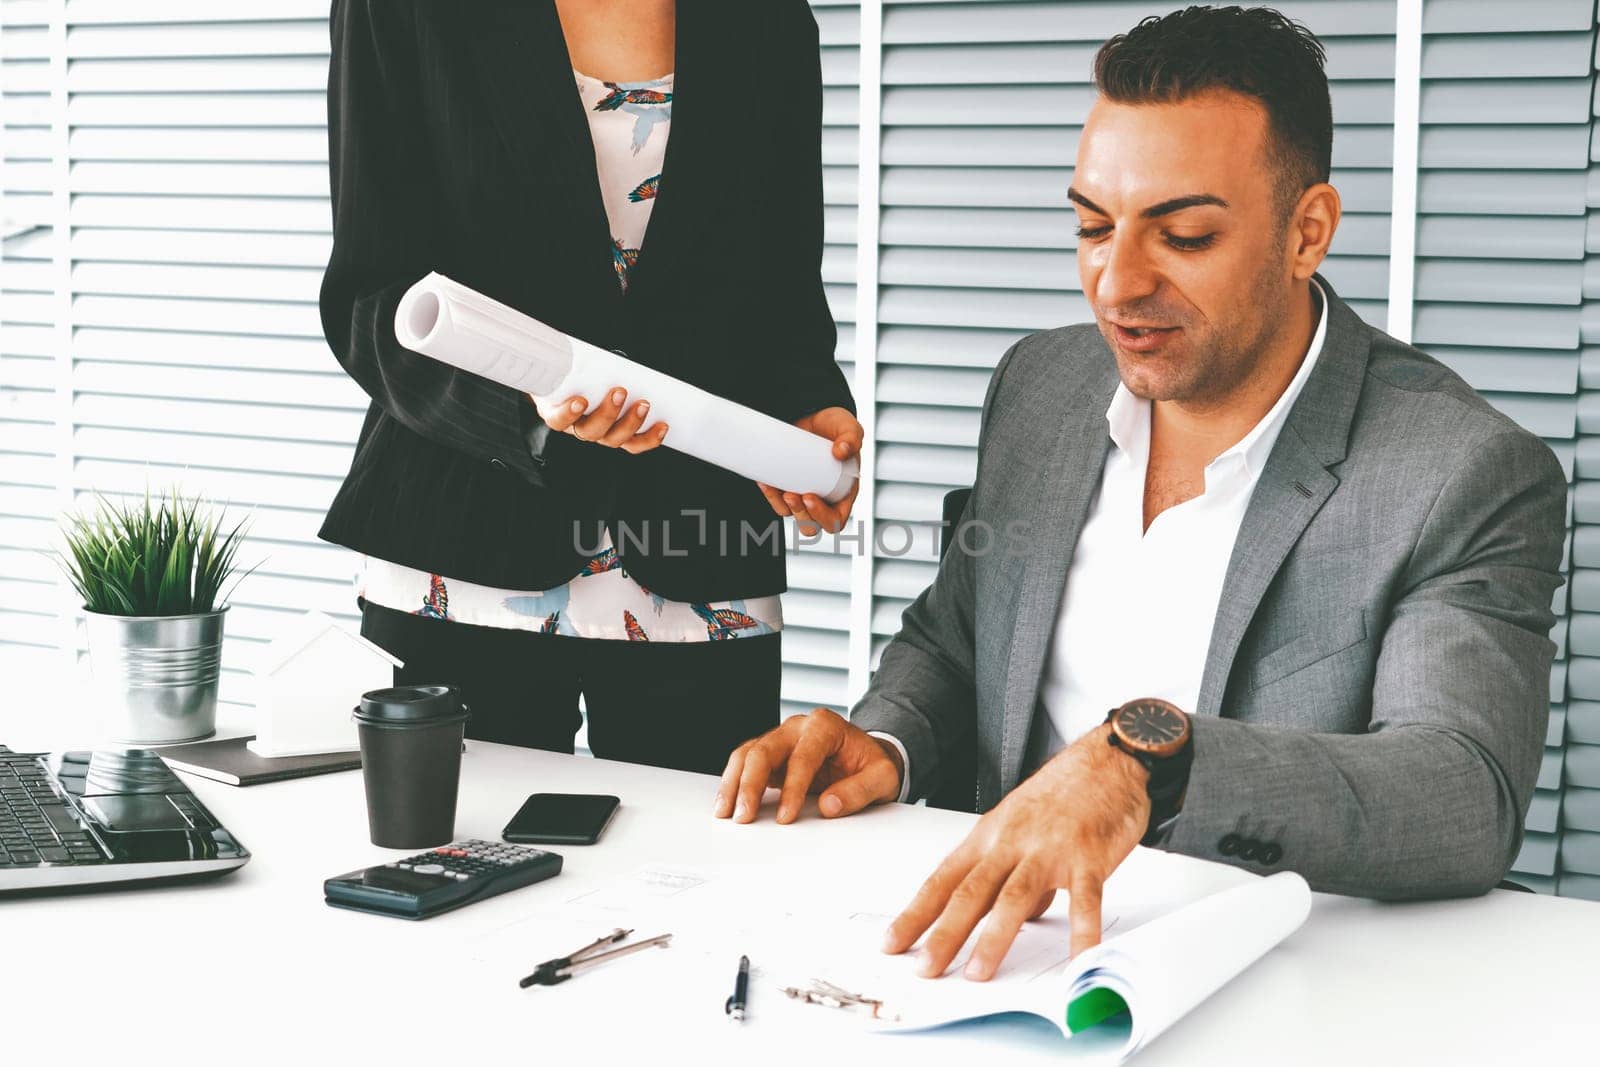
781, 978, 899, 1021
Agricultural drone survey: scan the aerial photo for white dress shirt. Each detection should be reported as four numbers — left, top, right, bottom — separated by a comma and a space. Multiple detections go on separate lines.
874, 282, 1327, 800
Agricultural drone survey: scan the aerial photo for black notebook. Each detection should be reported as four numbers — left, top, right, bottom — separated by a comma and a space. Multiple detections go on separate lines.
158, 735, 361, 787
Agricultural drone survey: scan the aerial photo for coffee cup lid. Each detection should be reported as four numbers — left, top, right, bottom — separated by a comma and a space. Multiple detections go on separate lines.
354, 684, 469, 725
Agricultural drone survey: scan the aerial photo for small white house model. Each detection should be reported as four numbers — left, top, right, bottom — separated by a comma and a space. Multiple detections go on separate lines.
248, 610, 403, 758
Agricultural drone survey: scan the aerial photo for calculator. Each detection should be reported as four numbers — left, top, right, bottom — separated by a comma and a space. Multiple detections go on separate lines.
323, 838, 563, 919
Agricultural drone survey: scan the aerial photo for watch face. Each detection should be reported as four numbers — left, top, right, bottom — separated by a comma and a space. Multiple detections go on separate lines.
1115, 699, 1189, 754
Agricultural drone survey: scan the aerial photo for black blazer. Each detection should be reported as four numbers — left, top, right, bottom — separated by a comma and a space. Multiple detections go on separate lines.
317, 0, 854, 603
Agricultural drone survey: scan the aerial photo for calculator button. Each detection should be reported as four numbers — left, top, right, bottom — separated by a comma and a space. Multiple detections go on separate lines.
453, 872, 470, 881
396, 863, 413, 870
412, 863, 446, 875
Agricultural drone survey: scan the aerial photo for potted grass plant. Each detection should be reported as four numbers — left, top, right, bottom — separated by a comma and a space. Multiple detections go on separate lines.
57, 489, 253, 744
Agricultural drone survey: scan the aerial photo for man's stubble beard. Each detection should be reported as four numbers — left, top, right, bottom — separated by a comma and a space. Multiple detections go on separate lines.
1101, 256, 1294, 410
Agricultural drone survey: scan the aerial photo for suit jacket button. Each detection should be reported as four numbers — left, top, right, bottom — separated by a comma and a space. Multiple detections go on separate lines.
1238, 838, 1260, 861
1218, 833, 1241, 856
1259, 843, 1283, 866
490, 457, 509, 471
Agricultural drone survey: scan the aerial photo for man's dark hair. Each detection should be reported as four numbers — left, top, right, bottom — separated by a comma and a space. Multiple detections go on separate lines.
1093, 6, 1332, 215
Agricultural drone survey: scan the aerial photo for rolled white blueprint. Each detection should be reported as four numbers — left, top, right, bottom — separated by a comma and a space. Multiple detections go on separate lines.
394, 272, 859, 503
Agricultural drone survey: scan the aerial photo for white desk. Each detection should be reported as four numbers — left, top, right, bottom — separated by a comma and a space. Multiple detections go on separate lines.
3, 700, 1599, 1065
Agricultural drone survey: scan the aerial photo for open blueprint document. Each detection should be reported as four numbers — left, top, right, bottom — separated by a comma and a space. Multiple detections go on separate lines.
470, 854, 1310, 1062
867, 870, 1312, 1060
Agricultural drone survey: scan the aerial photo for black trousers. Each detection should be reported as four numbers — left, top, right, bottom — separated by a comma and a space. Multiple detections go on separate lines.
358, 601, 780, 776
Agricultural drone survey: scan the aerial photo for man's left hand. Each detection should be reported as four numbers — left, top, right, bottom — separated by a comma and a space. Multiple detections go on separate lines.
757, 407, 863, 536
881, 724, 1151, 981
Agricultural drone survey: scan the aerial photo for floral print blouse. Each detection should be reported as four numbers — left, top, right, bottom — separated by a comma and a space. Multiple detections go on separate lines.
358, 69, 783, 642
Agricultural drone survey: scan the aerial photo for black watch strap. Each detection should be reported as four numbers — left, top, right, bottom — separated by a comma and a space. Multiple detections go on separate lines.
1105, 710, 1194, 846
1139, 740, 1193, 845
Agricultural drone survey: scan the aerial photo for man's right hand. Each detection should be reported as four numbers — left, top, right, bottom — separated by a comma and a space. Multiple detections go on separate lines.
713, 708, 904, 825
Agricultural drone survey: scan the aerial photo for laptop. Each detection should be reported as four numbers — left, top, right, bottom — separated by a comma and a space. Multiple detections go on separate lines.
0, 744, 250, 894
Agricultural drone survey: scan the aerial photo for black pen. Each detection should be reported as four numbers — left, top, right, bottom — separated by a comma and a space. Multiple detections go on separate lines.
725, 954, 750, 1021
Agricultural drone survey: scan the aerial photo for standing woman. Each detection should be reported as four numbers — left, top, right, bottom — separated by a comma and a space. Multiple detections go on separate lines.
318, 0, 861, 774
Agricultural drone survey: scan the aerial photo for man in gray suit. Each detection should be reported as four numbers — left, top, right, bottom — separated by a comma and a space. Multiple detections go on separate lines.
713, 6, 1566, 981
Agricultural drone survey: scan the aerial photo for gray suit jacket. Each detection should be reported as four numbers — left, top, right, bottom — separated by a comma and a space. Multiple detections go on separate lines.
850, 280, 1566, 898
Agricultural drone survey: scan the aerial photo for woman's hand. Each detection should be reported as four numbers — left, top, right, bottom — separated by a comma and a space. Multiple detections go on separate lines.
533, 386, 668, 454
757, 406, 863, 536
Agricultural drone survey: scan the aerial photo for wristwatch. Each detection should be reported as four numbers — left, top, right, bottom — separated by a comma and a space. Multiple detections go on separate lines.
1104, 698, 1195, 846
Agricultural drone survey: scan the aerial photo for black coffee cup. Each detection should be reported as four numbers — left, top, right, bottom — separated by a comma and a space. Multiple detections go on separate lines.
353, 685, 471, 849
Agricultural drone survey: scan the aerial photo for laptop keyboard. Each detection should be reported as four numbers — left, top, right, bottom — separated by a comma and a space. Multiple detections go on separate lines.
0, 749, 106, 868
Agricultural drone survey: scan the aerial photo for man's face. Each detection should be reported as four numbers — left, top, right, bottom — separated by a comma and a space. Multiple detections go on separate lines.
1072, 90, 1298, 406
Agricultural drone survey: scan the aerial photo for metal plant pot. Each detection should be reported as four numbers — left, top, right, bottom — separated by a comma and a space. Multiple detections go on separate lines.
84, 607, 226, 745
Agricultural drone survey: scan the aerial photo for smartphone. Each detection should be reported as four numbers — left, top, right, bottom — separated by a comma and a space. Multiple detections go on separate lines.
502, 792, 621, 846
